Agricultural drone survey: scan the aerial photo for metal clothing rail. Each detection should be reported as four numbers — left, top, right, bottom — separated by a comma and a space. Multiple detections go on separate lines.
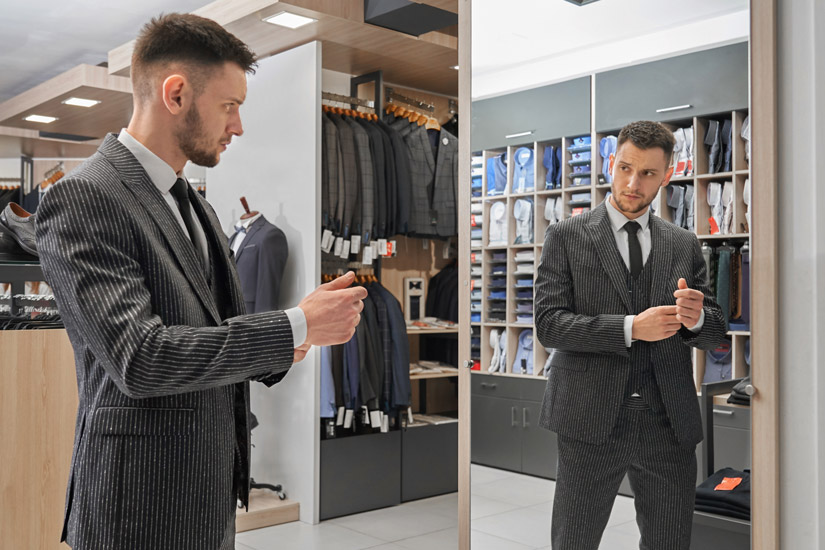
321, 91, 375, 110
385, 87, 435, 113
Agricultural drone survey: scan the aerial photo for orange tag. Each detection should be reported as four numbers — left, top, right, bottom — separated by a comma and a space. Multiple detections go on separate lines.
470, 279, 476, 290
471, 253, 477, 263
709, 217, 720, 235
471, 215, 478, 227
714, 477, 742, 491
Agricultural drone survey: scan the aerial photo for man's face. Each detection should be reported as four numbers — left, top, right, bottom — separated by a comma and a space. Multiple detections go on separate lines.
609, 141, 674, 219
176, 62, 246, 167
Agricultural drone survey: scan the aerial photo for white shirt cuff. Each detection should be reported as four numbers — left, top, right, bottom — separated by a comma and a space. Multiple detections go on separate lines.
285, 307, 307, 347
624, 315, 635, 348
688, 309, 706, 333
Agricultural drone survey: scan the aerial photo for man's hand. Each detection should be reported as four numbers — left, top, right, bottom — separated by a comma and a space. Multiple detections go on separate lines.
673, 278, 704, 328
632, 305, 682, 342
299, 271, 368, 347
293, 342, 311, 364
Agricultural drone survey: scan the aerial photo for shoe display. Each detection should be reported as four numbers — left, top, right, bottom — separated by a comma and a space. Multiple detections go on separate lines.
0, 203, 38, 256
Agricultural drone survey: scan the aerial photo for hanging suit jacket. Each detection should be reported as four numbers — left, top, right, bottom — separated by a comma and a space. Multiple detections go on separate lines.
328, 114, 359, 238
229, 215, 289, 313
344, 117, 375, 243
535, 203, 727, 448
35, 134, 295, 550
377, 120, 411, 235
321, 114, 343, 232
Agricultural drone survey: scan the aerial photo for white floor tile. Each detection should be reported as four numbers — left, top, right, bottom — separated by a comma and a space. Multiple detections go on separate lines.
394, 527, 458, 550
472, 474, 555, 507
329, 504, 456, 542
401, 493, 458, 520
471, 463, 516, 486
599, 520, 641, 550
470, 529, 535, 550
236, 521, 384, 550
606, 495, 637, 527
361, 544, 408, 550
471, 493, 522, 519
235, 542, 257, 550
471, 505, 551, 548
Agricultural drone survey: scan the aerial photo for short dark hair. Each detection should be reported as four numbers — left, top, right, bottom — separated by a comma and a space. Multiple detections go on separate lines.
131, 13, 257, 101
617, 120, 676, 165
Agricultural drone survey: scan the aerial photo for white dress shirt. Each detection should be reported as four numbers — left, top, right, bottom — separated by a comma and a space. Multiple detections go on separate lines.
231, 212, 262, 255
117, 129, 306, 347
604, 198, 704, 348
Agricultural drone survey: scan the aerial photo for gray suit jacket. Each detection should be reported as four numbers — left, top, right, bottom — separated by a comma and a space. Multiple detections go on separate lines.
535, 203, 726, 448
321, 113, 342, 232
430, 128, 458, 237
345, 117, 375, 243
36, 134, 295, 549
328, 114, 359, 238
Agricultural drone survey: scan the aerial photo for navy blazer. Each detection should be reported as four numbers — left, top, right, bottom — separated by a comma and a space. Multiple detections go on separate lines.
229, 216, 289, 314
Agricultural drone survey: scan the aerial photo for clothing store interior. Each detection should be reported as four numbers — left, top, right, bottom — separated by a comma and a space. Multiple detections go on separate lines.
1, 0, 820, 549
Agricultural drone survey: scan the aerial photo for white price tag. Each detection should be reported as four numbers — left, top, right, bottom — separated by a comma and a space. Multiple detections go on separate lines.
363, 245, 373, 265
407, 407, 414, 425
333, 237, 343, 257
343, 409, 354, 429
371, 241, 379, 258
380, 413, 389, 433
321, 229, 334, 253
370, 410, 382, 429
336, 406, 345, 426
378, 239, 388, 256
351, 235, 361, 252
389, 240, 397, 257
340, 240, 351, 259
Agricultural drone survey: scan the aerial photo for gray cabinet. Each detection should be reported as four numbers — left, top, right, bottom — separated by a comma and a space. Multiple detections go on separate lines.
471, 374, 559, 478
595, 42, 748, 131
711, 404, 751, 472
471, 77, 591, 152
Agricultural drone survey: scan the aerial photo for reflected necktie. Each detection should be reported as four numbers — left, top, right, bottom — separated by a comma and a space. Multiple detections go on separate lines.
624, 221, 642, 277
171, 178, 206, 269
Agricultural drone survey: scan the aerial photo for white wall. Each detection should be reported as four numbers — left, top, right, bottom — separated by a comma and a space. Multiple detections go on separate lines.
0, 158, 18, 179
778, 1, 825, 546
206, 41, 322, 524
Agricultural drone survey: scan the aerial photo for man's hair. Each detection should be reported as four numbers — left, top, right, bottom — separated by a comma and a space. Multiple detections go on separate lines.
617, 120, 676, 166
131, 13, 257, 102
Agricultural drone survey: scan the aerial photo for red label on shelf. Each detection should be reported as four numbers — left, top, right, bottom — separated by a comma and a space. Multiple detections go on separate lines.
471, 215, 478, 227
714, 477, 743, 491
709, 217, 720, 235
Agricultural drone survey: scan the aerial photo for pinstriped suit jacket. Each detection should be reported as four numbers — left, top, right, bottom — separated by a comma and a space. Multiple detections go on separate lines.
536, 203, 727, 448
36, 134, 295, 549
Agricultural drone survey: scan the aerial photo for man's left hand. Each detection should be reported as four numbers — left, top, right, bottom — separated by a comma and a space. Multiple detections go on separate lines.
673, 278, 704, 328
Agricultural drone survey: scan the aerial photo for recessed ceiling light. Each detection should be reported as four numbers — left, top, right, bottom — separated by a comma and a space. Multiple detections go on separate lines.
62, 97, 101, 108
505, 131, 534, 139
262, 11, 317, 29
24, 115, 58, 124
450, 65, 459, 70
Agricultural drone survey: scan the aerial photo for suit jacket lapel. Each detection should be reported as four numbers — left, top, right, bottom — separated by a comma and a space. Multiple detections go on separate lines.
418, 126, 436, 175
235, 217, 264, 262
586, 203, 633, 313
648, 214, 673, 304
99, 134, 221, 325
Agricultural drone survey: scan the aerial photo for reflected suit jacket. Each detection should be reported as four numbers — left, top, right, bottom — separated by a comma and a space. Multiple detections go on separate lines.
36, 134, 295, 550
535, 203, 726, 447
229, 215, 289, 313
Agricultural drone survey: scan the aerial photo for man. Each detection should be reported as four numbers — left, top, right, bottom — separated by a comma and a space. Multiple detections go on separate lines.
35, 14, 366, 550
535, 120, 727, 549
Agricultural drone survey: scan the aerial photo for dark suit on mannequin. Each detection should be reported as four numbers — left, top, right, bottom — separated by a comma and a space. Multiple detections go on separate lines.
536, 201, 726, 549
229, 215, 289, 313
36, 134, 296, 550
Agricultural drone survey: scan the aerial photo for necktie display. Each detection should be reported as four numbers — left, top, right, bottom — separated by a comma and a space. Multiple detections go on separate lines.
171, 178, 206, 269
624, 221, 643, 277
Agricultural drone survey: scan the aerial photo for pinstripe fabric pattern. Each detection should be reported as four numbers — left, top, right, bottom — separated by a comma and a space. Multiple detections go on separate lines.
345, 117, 375, 243
328, 114, 358, 238
35, 134, 295, 550
536, 202, 727, 447
553, 408, 697, 549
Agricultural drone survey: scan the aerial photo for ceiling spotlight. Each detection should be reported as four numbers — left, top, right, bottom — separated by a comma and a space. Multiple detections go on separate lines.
62, 97, 101, 108
24, 115, 58, 124
263, 11, 317, 29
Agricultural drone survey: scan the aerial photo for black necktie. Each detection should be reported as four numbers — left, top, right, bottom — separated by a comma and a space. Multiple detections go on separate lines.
624, 221, 643, 277
171, 178, 206, 268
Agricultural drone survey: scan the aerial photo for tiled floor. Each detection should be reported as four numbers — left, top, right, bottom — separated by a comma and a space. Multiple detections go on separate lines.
236, 464, 641, 550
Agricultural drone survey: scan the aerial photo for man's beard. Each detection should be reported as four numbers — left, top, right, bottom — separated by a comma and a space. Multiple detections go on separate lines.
176, 105, 220, 168
610, 185, 657, 215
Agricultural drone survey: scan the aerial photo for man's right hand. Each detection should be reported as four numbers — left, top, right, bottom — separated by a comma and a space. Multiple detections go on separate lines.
298, 271, 368, 347
631, 305, 682, 342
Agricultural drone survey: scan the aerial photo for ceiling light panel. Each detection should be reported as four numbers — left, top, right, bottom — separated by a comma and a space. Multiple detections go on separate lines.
263, 11, 317, 29
24, 115, 58, 124
62, 97, 101, 107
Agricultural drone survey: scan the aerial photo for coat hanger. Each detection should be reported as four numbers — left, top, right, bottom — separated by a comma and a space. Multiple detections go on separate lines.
239, 196, 259, 221
425, 116, 441, 131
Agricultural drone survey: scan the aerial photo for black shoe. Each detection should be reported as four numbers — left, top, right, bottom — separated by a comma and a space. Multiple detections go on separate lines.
0, 202, 37, 256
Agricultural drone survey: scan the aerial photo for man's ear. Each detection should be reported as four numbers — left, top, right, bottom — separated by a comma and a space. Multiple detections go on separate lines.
661, 164, 675, 188
161, 74, 188, 115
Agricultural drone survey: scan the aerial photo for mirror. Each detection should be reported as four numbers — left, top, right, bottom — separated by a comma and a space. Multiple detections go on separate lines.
467, 1, 753, 548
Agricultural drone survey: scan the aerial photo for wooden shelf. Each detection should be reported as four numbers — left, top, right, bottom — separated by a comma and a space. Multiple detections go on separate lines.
696, 171, 735, 180
410, 370, 459, 380
407, 327, 459, 335
470, 370, 544, 379
728, 330, 751, 336
536, 189, 564, 196
712, 394, 750, 409
236, 490, 299, 533
696, 233, 750, 240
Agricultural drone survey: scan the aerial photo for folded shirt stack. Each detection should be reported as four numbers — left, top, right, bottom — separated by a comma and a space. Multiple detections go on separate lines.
694, 468, 750, 521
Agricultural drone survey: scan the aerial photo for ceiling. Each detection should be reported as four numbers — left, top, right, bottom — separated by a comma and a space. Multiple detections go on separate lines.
472, 0, 749, 98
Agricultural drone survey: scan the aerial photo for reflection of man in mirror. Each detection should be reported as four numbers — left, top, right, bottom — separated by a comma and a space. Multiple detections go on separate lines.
535, 120, 727, 549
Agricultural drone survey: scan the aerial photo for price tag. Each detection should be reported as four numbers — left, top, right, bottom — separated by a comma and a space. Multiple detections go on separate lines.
351, 235, 361, 252
371, 241, 379, 259
336, 407, 345, 426
321, 229, 334, 253
389, 240, 397, 257
378, 239, 388, 256
370, 411, 382, 429
340, 240, 351, 258
343, 409, 354, 429
363, 245, 373, 265
380, 413, 389, 433
333, 237, 343, 257
407, 407, 414, 424
471, 253, 477, 263
709, 217, 720, 235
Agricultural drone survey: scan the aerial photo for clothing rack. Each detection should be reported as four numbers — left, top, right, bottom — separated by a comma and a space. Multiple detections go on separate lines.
43, 161, 64, 181
321, 91, 375, 111
385, 87, 435, 113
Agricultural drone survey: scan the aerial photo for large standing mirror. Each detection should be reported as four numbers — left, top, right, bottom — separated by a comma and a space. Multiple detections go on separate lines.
461, 1, 770, 548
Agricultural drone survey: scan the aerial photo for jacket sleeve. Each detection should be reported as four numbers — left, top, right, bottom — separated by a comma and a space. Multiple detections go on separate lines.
36, 177, 295, 399
678, 237, 728, 350
535, 223, 628, 355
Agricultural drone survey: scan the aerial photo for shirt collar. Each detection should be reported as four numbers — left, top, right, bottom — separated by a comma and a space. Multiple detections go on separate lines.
117, 128, 181, 195
234, 212, 262, 232
605, 196, 650, 234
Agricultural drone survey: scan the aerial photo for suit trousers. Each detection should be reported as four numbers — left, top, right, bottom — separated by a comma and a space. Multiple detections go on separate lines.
552, 406, 696, 550
219, 506, 238, 550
